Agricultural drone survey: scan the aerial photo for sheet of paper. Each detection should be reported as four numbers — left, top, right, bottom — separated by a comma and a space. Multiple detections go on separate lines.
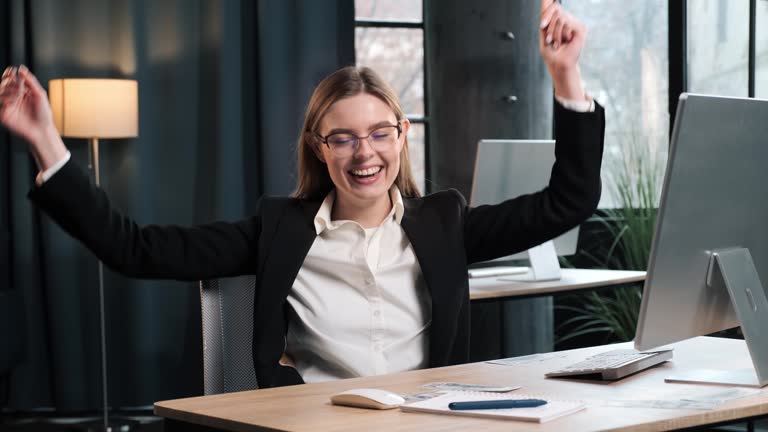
420, 382, 521, 392
589, 388, 764, 411
593, 399, 719, 410
402, 390, 446, 404
485, 352, 568, 366
680, 387, 763, 403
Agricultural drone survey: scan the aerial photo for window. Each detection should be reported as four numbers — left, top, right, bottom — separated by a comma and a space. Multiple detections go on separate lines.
757, 0, 768, 97
354, 0, 427, 193
687, 1, 750, 96
566, 0, 669, 208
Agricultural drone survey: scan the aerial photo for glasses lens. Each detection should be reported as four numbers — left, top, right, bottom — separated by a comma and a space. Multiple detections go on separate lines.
370, 126, 399, 149
327, 133, 357, 155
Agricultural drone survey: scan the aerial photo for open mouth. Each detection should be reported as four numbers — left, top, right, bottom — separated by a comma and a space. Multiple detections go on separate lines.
347, 165, 383, 185
349, 166, 382, 178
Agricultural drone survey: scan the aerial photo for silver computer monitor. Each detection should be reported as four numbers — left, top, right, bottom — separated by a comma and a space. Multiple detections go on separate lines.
634, 93, 768, 387
469, 139, 579, 260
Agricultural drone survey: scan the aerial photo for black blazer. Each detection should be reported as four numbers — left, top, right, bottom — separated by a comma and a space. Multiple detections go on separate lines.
29, 102, 605, 388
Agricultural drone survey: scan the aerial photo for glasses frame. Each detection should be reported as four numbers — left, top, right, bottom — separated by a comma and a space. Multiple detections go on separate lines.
313, 121, 403, 156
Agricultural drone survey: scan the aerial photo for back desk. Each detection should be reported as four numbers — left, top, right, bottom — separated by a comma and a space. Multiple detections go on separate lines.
468, 268, 645, 300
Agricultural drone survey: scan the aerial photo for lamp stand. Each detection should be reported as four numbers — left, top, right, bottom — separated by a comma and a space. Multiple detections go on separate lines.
77, 137, 135, 432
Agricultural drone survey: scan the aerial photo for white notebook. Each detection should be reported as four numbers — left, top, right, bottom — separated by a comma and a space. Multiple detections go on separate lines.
400, 391, 585, 423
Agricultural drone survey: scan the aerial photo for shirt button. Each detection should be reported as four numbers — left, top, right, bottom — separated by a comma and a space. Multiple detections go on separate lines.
373, 310, 381, 318
365, 277, 374, 285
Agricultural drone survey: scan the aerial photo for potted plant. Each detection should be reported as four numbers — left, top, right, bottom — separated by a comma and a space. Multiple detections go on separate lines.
556, 137, 664, 346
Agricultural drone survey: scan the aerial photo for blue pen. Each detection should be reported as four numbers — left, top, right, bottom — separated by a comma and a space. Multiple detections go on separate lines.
448, 399, 548, 410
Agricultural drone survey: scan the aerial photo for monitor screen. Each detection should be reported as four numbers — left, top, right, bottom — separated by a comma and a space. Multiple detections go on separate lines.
469, 139, 579, 261
634, 94, 768, 351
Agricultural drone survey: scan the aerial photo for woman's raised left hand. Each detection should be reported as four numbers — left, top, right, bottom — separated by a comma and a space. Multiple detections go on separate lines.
539, 0, 588, 100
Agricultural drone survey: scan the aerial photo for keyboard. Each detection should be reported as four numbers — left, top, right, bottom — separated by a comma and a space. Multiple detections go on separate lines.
545, 348, 673, 380
467, 266, 529, 278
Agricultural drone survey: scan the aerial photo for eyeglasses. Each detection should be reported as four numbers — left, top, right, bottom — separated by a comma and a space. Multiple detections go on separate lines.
314, 122, 402, 157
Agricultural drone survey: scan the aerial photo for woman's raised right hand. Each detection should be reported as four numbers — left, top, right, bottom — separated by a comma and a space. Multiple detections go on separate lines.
0, 65, 68, 171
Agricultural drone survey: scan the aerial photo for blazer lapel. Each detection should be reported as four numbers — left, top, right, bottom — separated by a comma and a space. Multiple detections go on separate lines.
401, 197, 465, 367
253, 199, 320, 356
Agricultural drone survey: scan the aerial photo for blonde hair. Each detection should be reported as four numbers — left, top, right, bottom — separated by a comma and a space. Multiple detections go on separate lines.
294, 66, 421, 200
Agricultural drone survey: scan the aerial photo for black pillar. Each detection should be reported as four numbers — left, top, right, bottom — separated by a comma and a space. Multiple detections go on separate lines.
425, 0, 554, 360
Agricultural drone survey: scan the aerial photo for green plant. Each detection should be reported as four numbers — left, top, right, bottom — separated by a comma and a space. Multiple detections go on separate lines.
556, 137, 664, 344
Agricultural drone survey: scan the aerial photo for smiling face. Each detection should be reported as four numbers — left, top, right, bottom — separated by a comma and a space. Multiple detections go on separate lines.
314, 92, 410, 211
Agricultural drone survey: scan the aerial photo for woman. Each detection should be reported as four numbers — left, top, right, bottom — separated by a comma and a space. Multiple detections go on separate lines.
0, 1, 604, 388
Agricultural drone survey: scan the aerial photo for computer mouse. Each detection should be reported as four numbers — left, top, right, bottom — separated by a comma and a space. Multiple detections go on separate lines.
330, 388, 406, 410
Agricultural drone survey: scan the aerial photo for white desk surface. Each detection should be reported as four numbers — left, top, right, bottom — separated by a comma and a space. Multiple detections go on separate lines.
469, 268, 646, 301
156, 336, 767, 432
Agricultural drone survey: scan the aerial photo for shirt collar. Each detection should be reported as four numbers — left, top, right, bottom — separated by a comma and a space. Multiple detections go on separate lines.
313, 186, 405, 235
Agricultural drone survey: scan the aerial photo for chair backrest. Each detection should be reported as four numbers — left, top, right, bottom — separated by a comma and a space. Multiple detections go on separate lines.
199, 275, 259, 395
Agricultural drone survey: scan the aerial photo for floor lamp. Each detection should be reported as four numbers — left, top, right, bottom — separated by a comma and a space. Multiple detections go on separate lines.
49, 78, 139, 432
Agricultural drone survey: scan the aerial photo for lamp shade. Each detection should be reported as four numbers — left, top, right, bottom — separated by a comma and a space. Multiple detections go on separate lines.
49, 78, 138, 138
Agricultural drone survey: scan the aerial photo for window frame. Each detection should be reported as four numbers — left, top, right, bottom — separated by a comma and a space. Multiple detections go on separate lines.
354, 3, 431, 192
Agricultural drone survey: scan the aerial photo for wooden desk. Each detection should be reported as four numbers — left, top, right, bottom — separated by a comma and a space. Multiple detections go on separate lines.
469, 268, 646, 301
155, 336, 767, 432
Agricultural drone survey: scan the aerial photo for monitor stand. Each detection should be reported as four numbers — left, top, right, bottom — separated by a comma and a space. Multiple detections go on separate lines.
664, 248, 768, 387
528, 240, 562, 281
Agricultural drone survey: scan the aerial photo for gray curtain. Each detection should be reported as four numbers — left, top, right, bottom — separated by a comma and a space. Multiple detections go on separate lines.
4, 0, 353, 412
0, 0, 28, 409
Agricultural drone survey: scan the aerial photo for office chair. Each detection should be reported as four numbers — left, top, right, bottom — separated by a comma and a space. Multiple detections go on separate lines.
199, 275, 259, 394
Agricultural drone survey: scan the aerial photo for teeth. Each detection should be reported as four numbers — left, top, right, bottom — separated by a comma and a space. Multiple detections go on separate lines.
350, 166, 382, 176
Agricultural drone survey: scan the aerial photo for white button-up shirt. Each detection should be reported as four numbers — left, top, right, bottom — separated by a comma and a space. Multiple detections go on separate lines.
284, 187, 431, 383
